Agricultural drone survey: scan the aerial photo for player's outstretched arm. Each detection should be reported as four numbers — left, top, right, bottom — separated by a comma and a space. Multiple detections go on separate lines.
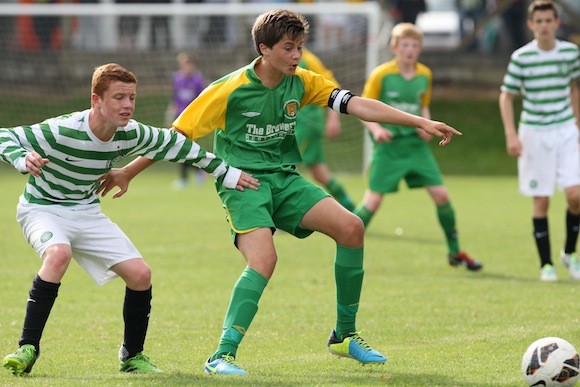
347, 96, 461, 145
97, 156, 260, 199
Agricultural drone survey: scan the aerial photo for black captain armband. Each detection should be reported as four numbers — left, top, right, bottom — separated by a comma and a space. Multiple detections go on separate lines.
328, 88, 355, 114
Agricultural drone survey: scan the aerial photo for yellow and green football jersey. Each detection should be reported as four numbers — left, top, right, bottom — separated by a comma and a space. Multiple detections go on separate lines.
362, 59, 431, 139
174, 57, 337, 172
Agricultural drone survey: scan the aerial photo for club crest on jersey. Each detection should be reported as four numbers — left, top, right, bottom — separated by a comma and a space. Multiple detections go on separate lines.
107, 154, 126, 169
558, 63, 569, 76
283, 99, 300, 120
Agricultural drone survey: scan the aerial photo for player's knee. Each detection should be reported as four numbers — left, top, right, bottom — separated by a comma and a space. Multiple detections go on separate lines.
568, 198, 580, 214
364, 191, 383, 211
42, 245, 72, 272
338, 213, 364, 246
430, 187, 449, 205
248, 256, 277, 279
136, 265, 152, 287
566, 187, 580, 213
126, 262, 152, 289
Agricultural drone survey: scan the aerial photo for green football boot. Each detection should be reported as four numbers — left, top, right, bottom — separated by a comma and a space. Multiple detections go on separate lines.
119, 353, 162, 373
3, 344, 38, 376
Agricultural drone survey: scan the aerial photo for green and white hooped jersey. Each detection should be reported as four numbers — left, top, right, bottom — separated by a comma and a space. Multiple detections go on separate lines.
501, 39, 580, 129
174, 57, 338, 172
0, 110, 234, 206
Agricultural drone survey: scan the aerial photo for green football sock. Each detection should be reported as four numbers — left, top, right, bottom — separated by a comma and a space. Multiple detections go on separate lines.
437, 202, 460, 256
334, 244, 364, 340
354, 204, 375, 227
211, 267, 268, 360
326, 177, 355, 211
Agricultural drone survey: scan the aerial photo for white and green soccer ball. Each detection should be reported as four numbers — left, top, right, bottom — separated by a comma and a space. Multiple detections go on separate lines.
521, 337, 580, 386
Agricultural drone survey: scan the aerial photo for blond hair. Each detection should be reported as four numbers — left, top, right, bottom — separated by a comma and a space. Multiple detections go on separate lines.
390, 23, 423, 47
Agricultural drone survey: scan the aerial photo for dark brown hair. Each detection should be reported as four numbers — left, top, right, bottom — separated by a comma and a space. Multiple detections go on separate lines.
251, 9, 309, 56
527, 0, 559, 20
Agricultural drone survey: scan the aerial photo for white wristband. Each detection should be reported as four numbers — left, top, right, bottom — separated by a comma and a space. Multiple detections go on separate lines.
222, 166, 242, 189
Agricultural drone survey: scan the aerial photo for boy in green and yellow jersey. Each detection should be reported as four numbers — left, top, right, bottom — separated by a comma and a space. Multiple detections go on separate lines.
103, 10, 461, 376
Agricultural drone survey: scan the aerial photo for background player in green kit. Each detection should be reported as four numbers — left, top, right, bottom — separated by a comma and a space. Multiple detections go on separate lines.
295, 48, 355, 211
102, 9, 461, 376
354, 23, 483, 272
0, 63, 258, 376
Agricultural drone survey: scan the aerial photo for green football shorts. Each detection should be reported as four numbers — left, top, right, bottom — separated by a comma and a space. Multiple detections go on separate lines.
216, 169, 330, 242
368, 136, 443, 193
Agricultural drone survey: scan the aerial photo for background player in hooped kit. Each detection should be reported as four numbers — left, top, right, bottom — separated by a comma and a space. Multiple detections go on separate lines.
0, 63, 258, 377
294, 47, 356, 211
100, 9, 462, 376
353, 22, 483, 272
499, 0, 580, 282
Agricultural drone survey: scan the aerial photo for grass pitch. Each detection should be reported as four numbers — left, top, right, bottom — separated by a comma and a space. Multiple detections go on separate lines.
0, 168, 577, 386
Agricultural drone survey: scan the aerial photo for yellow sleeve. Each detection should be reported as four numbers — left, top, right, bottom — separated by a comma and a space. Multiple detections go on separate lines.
416, 63, 432, 107
301, 49, 340, 87
173, 70, 250, 140
296, 67, 338, 108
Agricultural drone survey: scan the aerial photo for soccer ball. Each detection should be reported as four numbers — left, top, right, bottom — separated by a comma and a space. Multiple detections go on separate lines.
521, 337, 580, 386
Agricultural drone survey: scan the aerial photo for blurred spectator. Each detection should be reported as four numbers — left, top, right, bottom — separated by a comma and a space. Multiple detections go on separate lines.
390, 0, 426, 24
33, 0, 61, 51
17, 0, 62, 51
500, 0, 527, 51
185, 0, 208, 48
317, 0, 367, 52
346, 0, 368, 49
202, 0, 227, 44
75, 0, 101, 50
318, 12, 348, 52
557, 0, 580, 44
117, 0, 140, 49
0, 0, 18, 51
145, 0, 171, 50
456, 0, 486, 50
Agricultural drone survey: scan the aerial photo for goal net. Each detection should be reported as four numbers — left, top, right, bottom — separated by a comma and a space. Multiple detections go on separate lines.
0, 2, 386, 173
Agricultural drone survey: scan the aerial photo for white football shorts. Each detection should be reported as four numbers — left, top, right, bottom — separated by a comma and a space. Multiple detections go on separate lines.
518, 121, 580, 197
16, 203, 142, 286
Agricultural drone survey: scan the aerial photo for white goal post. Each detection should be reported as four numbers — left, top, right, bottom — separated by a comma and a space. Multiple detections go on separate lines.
0, 2, 387, 173
0, 2, 382, 59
